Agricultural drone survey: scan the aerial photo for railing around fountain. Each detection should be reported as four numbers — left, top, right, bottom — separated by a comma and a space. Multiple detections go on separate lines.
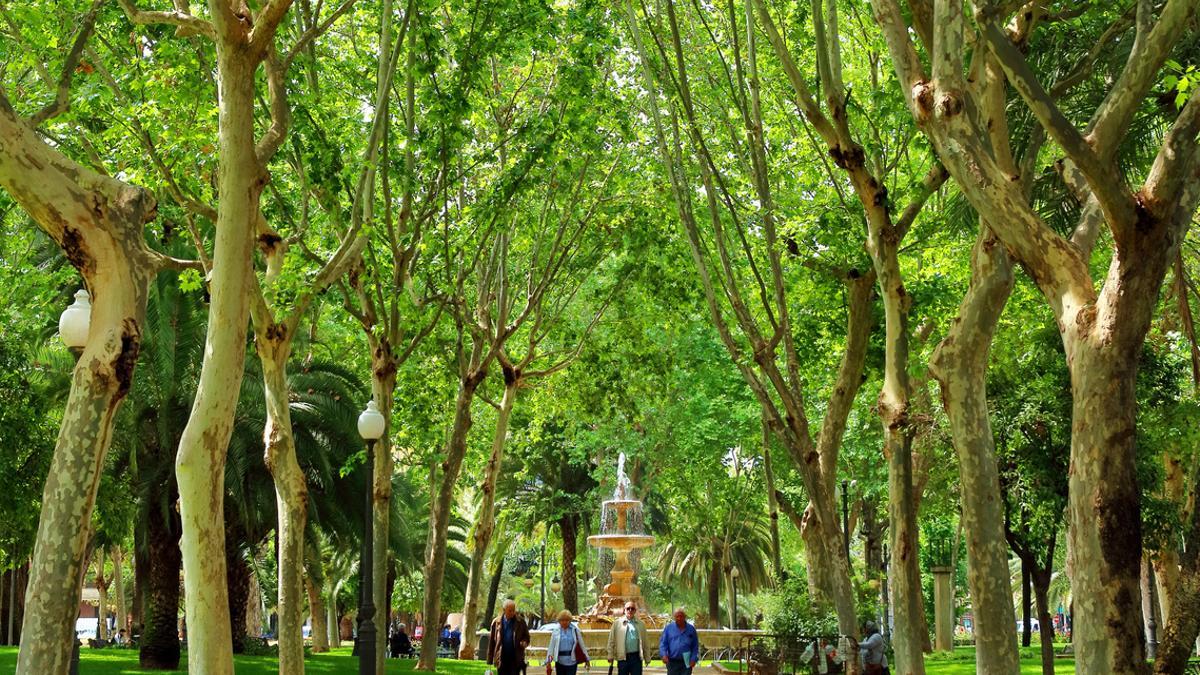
730, 633, 849, 675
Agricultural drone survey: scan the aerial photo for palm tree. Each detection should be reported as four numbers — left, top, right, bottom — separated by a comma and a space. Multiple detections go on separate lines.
506, 418, 600, 615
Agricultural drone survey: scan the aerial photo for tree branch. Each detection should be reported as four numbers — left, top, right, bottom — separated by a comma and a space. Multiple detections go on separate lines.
255, 48, 292, 163
282, 0, 359, 71
1087, 0, 1197, 159
895, 163, 949, 239
117, 0, 216, 39
29, 0, 104, 126
979, 19, 1138, 236
250, 0, 296, 50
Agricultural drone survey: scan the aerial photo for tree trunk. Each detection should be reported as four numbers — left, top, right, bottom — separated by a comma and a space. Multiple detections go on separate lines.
1154, 484, 1200, 674
929, 228, 1021, 674
1066, 337, 1151, 673
96, 549, 108, 641
247, 561, 264, 640
140, 494, 182, 670
706, 558, 721, 628
258, 340, 310, 673
326, 576, 341, 649
460, 375, 517, 657
1032, 571, 1055, 675
175, 46, 262, 675
371, 349, 398, 674
227, 546, 250, 655
561, 514, 580, 615
762, 416, 782, 579
1021, 561, 1031, 648
0, 94, 158, 673
113, 547, 127, 639
417, 373, 484, 670
306, 573, 329, 653
484, 554, 506, 630
133, 519, 147, 636
865, 196, 926, 675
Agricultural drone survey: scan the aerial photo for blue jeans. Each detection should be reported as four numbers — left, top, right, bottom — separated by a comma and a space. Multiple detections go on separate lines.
555, 663, 579, 675
618, 655, 644, 675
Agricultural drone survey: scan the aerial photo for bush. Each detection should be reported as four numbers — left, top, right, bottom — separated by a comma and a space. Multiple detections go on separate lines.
760, 577, 838, 637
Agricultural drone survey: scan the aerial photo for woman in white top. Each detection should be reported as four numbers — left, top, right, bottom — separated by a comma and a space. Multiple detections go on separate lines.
545, 610, 591, 675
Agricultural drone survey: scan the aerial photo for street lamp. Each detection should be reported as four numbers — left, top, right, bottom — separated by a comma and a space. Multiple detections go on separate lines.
60, 288, 90, 675
730, 565, 740, 629
357, 400, 385, 675
60, 288, 91, 355
550, 576, 561, 594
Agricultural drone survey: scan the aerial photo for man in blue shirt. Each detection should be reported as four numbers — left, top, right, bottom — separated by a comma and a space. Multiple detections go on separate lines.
658, 608, 699, 675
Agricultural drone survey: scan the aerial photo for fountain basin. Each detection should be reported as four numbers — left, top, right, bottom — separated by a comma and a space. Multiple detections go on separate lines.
601, 499, 644, 510
587, 534, 656, 549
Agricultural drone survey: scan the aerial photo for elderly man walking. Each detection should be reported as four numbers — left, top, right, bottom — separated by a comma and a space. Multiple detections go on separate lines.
489, 600, 531, 675
659, 608, 699, 675
607, 602, 651, 675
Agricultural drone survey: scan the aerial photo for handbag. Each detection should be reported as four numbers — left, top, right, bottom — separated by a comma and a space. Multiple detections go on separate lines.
573, 627, 588, 663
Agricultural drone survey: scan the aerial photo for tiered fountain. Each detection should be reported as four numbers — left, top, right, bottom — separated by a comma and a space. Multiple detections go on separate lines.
508, 453, 762, 661
584, 453, 657, 621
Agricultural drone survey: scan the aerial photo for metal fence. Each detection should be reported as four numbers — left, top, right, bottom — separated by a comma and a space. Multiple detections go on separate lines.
733, 633, 848, 675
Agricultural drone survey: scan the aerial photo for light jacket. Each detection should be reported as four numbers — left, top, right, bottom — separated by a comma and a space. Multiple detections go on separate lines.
545, 623, 591, 665
606, 616, 651, 662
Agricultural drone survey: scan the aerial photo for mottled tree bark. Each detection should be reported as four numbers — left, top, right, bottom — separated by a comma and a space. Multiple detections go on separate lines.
460, 375, 517, 657
929, 229, 1020, 675
868, 0, 1200, 667
418, 373, 485, 669
258, 341, 309, 672
0, 84, 161, 675
306, 569, 330, 653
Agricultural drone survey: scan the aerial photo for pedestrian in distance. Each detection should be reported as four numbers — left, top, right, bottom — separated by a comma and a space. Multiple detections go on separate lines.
607, 601, 651, 675
489, 599, 532, 675
859, 621, 889, 675
659, 608, 700, 675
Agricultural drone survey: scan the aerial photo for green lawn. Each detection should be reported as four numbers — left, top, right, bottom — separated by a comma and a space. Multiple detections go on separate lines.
0, 647, 1073, 673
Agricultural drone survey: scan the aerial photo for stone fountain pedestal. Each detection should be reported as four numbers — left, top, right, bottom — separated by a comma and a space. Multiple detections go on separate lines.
585, 498, 655, 622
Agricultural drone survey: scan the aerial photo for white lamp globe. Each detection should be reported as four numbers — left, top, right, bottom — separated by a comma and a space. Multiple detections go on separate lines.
731, 565, 740, 579
358, 400, 386, 441
59, 288, 92, 350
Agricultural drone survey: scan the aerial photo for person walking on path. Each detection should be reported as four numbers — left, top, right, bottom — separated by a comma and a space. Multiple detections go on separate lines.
489, 600, 532, 675
545, 610, 591, 675
607, 602, 651, 675
858, 621, 889, 675
659, 608, 699, 675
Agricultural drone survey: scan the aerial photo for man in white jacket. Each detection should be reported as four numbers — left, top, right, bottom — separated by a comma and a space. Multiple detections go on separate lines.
607, 602, 651, 675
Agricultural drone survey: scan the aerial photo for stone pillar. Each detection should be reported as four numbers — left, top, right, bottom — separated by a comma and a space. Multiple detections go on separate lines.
932, 566, 954, 652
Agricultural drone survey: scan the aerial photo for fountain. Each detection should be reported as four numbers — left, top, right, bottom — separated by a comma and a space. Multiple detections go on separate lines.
585, 453, 657, 621
485, 453, 762, 661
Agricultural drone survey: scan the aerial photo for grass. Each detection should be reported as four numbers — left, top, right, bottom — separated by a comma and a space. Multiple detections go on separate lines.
0, 646, 1074, 674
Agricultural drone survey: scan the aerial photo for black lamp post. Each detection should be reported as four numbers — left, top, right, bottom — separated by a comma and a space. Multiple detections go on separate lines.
357, 400, 385, 675
60, 288, 90, 675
